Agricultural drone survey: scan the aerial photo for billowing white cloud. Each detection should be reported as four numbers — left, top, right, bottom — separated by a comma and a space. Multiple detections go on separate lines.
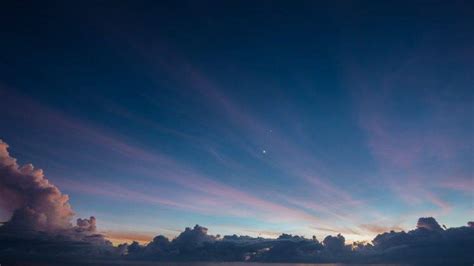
0, 140, 74, 232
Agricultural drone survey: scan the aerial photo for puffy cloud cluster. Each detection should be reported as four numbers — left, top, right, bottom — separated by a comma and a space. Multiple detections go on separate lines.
125, 226, 325, 262
0, 140, 114, 261
322, 234, 346, 252
0, 140, 74, 232
119, 220, 473, 264
125, 225, 219, 260
416, 216, 443, 231
368, 218, 474, 264
75, 216, 97, 233
173, 225, 216, 250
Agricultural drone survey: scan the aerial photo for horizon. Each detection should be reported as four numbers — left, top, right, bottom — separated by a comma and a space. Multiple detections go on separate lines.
0, 0, 473, 264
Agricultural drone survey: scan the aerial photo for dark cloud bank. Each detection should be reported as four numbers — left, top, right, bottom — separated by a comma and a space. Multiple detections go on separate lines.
0, 140, 473, 265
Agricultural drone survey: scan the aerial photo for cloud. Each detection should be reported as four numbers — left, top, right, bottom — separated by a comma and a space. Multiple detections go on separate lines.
0, 140, 114, 261
147, 235, 171, 253
75, 216, 97, 233
416, 216, 443, 231
122, 218, 473, 264
172, 225, 216, 250
0, 140, 74, 232
322, 234, 346, 252
369, 217, 474, 264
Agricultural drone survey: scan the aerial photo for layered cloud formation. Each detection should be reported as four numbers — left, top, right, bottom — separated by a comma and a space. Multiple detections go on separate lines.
121, 219, 474, 264
0, 140, 473, 264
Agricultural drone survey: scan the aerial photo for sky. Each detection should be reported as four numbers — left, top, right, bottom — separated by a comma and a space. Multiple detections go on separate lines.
0, 1, 473, 245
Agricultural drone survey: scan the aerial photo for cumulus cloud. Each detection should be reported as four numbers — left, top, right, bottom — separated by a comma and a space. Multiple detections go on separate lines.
369, 217, 474, 264
122, 218, 473, 264
147, 235, 171, 253
416, 216, 443, 231
172, 224, 216, 250
0, 140, 114, 261
322, 234, 346, 252
0, 140, 74, 232
75, 216, 97, 233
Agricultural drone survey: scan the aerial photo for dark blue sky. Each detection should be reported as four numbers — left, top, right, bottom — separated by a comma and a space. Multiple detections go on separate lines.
0, 1, 472, 244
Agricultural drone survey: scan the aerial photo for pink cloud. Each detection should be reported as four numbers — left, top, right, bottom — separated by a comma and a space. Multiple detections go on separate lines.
438, 176, 474, 193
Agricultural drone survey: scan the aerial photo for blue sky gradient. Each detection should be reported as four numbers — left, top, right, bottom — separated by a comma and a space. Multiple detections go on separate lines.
0, 1, 472, 244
